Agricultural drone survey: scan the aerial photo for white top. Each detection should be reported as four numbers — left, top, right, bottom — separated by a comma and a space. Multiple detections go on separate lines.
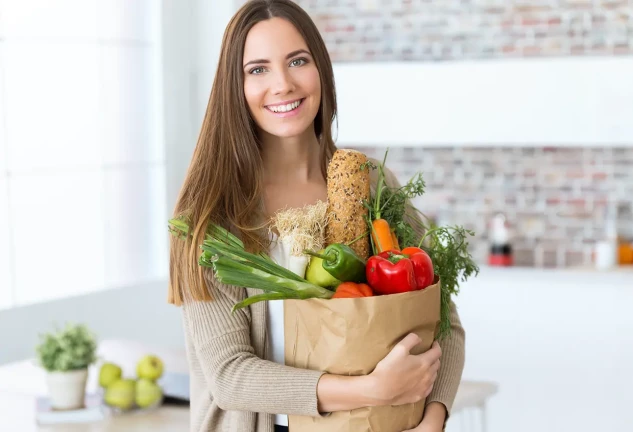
266, 233, 288, 426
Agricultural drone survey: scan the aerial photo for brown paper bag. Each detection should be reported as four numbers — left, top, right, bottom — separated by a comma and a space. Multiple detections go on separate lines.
283, 279, 441, 432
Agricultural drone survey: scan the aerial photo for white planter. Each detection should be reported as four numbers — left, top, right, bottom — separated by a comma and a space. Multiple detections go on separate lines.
45, 369, 89, 410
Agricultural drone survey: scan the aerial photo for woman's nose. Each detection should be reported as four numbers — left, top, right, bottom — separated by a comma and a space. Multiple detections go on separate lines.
271, 69, 295, 95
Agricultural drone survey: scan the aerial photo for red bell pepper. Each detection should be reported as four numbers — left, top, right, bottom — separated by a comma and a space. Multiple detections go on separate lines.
401, 247, 435, 290
366, 250, 417, 295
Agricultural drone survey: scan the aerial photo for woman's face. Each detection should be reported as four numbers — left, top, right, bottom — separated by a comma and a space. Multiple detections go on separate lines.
243, 17, 321, 139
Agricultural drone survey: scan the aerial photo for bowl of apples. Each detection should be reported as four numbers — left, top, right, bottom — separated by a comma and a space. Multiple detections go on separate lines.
98, 355, 165, 413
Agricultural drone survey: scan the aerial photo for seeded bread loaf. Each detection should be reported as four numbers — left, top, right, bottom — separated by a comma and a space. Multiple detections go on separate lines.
325, 149, 371, 260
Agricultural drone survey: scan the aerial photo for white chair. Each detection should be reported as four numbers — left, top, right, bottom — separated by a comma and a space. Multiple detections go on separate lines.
448, 380, 498, 432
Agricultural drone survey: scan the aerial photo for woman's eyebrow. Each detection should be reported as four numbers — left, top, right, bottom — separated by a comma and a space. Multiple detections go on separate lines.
243, 49, 311, 68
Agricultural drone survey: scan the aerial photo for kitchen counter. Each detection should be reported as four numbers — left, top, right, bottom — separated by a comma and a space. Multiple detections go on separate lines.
449, 263, 633, 432
0, 350, 496, 432
0, 391, 190, 432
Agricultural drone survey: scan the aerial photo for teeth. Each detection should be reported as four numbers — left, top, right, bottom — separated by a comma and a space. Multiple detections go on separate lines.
269, 99, 301, 113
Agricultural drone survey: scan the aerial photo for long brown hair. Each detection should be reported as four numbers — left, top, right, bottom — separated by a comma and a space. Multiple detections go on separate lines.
168, 0, 338, 305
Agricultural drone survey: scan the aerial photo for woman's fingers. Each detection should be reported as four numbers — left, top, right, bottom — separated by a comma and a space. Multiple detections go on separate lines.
396, 333, 422, 355
432, 358, 441, 374
421, 340, 442, 364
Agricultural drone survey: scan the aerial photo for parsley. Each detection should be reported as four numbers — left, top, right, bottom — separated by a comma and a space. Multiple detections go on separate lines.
367, 150, 480, 340
417, 221, 479, 338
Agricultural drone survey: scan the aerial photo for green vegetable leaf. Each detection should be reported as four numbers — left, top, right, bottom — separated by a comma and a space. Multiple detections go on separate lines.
232, 292, 290, 312
171, 217, 334, 310
368, 150, 480, 340
201, 240, 303, 282
420, 224, 479, 338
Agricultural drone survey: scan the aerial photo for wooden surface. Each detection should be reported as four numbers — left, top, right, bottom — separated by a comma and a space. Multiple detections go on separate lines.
0, 354, 496, 431
0, 391, 189, 431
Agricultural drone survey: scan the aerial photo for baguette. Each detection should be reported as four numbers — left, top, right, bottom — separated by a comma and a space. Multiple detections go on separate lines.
325, 149, 371, 260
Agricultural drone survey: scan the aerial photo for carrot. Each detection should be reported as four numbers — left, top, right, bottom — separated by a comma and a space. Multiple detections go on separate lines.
371, 219, 395, 254
370, 149, 399, 254
391, 229, 400, 250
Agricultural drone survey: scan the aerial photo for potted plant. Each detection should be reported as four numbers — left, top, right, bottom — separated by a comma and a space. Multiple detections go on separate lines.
35, 323, 98, 410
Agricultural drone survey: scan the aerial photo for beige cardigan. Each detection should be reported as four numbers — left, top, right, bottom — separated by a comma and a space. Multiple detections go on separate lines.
181, 166, 466, 432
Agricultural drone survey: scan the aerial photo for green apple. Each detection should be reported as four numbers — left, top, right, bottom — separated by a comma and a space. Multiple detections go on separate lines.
136, 355, 164, 381
98, 362, 122, 388
104, 379, 136, 410
135, 378, 163, 408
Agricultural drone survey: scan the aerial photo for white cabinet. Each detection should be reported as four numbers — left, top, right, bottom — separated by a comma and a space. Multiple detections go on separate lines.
452, 266, 633, 432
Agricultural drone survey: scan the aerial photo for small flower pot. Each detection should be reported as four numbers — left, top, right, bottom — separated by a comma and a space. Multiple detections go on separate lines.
45, 369, 89, 410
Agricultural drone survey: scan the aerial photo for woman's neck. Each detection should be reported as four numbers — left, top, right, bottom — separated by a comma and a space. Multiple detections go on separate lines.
260, 128, 322, 185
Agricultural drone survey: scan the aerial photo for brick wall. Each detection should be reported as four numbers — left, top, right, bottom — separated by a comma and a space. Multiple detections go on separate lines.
283, 0, 633, 268
296, 0, 633, 62
356, 146, 633, 267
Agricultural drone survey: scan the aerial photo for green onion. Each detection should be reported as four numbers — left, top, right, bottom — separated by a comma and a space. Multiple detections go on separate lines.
201, 240, 304, 282
170, 218, 334, 311
232, 292, 289, 312
212, 256, 332, 299
168, 216, 272, 262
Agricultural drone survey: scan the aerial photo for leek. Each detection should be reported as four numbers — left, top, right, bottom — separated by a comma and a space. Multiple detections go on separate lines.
169, 217, 334, 311
211, 256, 333, 311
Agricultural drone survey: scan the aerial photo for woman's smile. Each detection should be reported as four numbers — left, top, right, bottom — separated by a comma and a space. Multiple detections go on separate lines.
265, 98, 305, 117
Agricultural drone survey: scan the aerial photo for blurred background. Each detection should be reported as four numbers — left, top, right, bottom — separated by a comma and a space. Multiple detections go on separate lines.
0, 0, 632, 431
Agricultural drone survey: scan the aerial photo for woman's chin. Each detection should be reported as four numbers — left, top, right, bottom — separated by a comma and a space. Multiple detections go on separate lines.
264, 124, 314, 140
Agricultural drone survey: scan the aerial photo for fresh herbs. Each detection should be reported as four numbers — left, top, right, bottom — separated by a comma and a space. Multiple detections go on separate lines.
365, 151, 479, 340
417, 221, 478, 337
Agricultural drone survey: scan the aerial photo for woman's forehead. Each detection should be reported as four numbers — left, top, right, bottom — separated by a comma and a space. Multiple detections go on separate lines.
243, 18, 309, 61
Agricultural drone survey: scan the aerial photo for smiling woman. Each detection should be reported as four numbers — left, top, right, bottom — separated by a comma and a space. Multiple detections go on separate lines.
243, 21, 321, 139
168, 1, 464, 432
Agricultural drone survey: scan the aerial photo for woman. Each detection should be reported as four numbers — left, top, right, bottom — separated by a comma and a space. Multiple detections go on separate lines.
168, 1, 465, 431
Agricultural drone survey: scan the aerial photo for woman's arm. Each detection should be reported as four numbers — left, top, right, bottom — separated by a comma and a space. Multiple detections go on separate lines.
424, 301, 465, 424
316, 374, 376, 412
404, 307, 465, 432
403, 402, 447, 432
183, 272, 327, 417
317, 336, 442, 413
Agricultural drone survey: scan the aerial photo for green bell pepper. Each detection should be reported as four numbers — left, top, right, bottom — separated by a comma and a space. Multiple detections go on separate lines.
305, 243, 367, 283
305, 250, 341, 288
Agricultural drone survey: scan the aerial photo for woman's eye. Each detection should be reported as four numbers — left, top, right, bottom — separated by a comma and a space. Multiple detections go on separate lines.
290, 58, 307, 67
250, 66, 265, 75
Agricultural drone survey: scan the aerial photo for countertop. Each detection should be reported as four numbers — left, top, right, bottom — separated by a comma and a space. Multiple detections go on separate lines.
451, 262, 633, 432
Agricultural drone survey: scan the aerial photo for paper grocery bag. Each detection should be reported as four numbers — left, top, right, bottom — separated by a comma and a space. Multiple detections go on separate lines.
284, 279, 441, 432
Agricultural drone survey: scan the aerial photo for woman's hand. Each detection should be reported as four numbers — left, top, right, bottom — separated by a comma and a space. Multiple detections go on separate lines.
402, 422, 442, 432
316, 334, 440, 413
401, 402, 447, 432
368, 333, 441, 406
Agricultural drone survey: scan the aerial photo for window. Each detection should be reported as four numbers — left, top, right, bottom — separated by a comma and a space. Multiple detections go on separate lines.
0, 1, 167, 309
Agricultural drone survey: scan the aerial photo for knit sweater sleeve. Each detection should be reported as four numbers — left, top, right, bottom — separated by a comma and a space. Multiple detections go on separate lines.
182, 270, 326, 416
376, 162, 466, 419
426, 300, 465, 419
